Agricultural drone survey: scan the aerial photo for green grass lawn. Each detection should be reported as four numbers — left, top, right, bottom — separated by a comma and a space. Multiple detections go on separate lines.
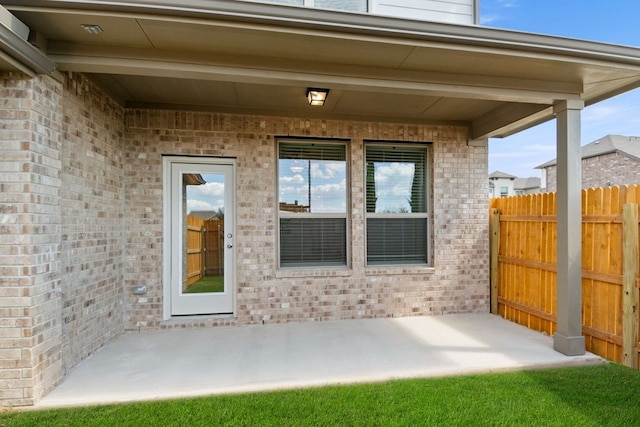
3, 363, 639, 426
185, 275, 224, 293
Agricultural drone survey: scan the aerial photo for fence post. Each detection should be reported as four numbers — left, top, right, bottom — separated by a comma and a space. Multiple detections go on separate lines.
622, 203, 639, 369
490, 208, 501, 314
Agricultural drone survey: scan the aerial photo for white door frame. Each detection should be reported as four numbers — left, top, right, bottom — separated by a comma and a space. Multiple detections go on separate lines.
162, 156, 237, 319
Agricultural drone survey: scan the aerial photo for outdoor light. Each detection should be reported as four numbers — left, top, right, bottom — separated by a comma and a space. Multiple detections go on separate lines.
306, 88, 329, 106
81, 24, 103, 34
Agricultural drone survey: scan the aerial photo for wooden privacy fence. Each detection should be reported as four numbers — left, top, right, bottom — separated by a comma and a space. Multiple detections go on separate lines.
186, 215, 206, 286
204, 219, 224, 276
490, 185, 640, 369
186, 216, 224, 286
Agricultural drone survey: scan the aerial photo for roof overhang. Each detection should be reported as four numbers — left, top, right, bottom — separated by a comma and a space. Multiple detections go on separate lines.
4, 0, 640, 139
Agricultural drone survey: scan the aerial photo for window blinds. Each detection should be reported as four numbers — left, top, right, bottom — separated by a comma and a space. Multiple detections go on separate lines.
366, 218, 427, 264
279, 142, 346, 161
280, 218, 347, 267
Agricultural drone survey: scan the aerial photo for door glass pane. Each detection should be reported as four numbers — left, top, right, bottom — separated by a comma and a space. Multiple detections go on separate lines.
182, 173, 225, 294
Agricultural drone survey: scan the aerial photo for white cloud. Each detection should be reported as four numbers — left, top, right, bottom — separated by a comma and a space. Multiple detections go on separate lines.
375, 162, 414, 185
372, 163, 416, 212
480, 14, 500, 24
311, 161, 344, 179
311, 179, 347, 213
480, 0, 518, 25
582, 93, 640, 141
187, 199, 218, 213
280, 174, 305, 184
314, 180, 346, 194
280, 184, 308, 197
189, 182, 224, 197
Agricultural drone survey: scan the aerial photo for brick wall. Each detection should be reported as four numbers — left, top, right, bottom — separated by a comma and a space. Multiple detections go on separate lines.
0, 73, 63, 406
544, 153, 640, 192
0, 72, 125, 407
59, 73, 125, 370
124, 111, 490, 329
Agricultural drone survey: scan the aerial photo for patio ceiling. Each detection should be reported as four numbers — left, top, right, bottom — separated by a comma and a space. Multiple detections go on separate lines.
4, 0, 640, 139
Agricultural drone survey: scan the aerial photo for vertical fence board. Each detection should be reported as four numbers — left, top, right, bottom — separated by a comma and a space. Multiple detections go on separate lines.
186, 215, 206, 286
623, 203, 639, 368
490, 209, 500, 314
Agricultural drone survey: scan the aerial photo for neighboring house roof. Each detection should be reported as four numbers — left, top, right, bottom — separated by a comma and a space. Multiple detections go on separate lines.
189, 211, 218, 220
514, 177, 541, 191
536, 135, 640, 168
489, 171, 517, 179
3, 1, 640, 140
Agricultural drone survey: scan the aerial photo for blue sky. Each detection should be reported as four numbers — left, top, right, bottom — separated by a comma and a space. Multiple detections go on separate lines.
481, 0, 640, 178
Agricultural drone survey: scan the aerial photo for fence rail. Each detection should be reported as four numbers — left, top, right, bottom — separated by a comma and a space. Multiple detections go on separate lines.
490, 185, 640, 368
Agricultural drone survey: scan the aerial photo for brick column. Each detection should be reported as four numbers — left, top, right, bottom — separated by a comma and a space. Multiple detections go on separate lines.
0, 73, 63, 406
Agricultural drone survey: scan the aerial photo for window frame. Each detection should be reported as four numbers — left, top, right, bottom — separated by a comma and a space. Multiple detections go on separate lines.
364, 142, 432, 267
277, 138, 350, 269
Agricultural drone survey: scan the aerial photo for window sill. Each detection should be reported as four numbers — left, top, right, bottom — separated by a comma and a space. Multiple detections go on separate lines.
365, 265, 435, 276
276, 267, 352, 279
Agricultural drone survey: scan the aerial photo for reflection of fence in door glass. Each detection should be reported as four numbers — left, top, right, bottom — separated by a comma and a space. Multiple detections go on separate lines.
185, 173, 225, 294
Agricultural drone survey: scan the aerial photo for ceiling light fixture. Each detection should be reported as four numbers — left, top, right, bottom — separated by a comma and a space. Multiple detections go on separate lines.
81, 24, 103, 34
306, 88, 329, 106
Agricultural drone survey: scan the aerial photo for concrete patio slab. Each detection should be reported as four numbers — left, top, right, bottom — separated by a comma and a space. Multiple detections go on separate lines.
37, 314, 604, 408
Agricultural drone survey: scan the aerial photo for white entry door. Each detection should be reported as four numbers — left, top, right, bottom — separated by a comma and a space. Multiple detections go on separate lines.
165, 158, 235, 316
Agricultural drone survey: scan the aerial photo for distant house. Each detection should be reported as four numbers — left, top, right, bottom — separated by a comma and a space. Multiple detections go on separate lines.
189, 211, 219, 220
514, 177, 542, 195
537, 135, 640, 191
489, 171, 516, 197
489, 171, 540, 197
